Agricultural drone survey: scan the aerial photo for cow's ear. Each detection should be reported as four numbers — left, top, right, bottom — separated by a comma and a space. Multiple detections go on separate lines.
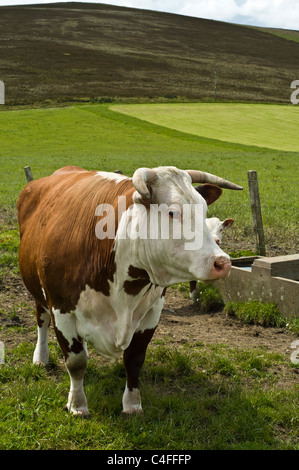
223, 218, 234, 228
195, 184, 222, 205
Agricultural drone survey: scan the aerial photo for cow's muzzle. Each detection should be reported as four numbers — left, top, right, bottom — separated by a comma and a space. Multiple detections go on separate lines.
212, 256, 232, 279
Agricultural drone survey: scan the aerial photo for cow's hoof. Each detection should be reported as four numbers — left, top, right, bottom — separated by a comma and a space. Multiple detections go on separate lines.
122, 408, 144, 417
72, 409, 91, 419
33, 360, 48, 366
64, 404, 90, 418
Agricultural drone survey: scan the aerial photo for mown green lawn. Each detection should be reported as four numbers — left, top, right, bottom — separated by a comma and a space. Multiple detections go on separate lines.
111, 102, 299, 152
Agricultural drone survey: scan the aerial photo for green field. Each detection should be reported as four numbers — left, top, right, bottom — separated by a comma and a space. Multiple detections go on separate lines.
0, 103, 298, 255
112, 103, 299, 152
0, 102, 298, 450
0, 338, 298, 450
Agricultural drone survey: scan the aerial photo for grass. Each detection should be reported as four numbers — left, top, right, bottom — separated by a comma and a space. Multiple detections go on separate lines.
224, 300, 299, 334
111, 103, 299, 151
193, 282, 225, 313
224, 300, 287, 328
0, 227, 19, 267
0, 101, 298, 450
254, 26, 299, 44
0, 103, 298, 256
0, 340, 298, 450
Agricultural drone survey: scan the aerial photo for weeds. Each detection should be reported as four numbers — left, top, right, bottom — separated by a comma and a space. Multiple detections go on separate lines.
224, 300, 287, 328
193, 282, 225, 313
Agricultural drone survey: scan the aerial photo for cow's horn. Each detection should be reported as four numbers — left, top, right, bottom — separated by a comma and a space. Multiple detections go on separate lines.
132, 168, 157, 199
186, 170, 243, 190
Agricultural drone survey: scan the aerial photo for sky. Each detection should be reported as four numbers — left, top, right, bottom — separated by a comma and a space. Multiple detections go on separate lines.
0, 0, 298, 31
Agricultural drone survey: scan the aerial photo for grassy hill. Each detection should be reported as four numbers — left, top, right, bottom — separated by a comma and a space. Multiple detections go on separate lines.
0, 2, 298, 105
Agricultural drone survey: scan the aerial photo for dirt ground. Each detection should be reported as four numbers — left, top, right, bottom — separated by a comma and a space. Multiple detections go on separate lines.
0, 271, 297, 363
160, 288, 297, 357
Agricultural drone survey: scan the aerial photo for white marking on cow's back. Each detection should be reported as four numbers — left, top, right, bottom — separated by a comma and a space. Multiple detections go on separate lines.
95, 171, 129, 182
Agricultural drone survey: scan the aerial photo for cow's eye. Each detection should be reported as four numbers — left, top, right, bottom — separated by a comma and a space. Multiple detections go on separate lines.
168, 209, 181, 220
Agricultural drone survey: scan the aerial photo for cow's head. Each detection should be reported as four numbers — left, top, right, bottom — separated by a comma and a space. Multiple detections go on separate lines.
205, 217, 234, 245
117, 166, 242, 286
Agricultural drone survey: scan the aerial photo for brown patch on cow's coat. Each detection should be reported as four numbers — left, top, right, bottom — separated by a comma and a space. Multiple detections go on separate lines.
123, 265, 151, 296
35, 302, 49, 328
123, 328, 156, 390
161, 287, 167, 298
52, 322, 84, 360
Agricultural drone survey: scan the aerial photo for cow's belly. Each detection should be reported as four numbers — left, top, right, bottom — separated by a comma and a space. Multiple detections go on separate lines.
74, 284, 164, 360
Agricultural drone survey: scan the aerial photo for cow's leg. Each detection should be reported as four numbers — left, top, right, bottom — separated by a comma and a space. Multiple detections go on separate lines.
122, 328, 156, 415
51, 309, 89, 417
65, 347, 89, 417
122, 296, 163, 415
189, 280, 197, 300
33, 302, 51, 365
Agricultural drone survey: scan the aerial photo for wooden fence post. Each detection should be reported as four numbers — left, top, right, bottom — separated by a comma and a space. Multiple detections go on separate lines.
247, 170, 266, 256
24, 166, 33, 183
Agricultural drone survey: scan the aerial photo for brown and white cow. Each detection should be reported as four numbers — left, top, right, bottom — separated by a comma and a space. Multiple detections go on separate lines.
17, 165, 242, 416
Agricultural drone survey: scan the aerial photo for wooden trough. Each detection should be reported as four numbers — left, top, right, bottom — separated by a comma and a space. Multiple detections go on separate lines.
216, 254, 299, 318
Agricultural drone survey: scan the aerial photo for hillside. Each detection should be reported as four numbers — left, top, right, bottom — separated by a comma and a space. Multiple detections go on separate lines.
0, 2, 299, 104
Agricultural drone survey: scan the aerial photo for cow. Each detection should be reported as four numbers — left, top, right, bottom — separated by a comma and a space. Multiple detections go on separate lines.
17, 165, 242, 416
206, 217, 234, 246
189, 216, 234, 299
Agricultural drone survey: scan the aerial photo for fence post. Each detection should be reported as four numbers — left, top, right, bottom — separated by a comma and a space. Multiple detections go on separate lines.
24, 166, 33, 183
247, 170, 266, 256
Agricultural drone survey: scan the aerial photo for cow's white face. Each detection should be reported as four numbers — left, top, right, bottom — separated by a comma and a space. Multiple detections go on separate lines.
116, 167, 232, 286
206, 217, 234, 245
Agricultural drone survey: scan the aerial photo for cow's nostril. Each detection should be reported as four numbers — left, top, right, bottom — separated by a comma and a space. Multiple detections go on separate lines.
214, 257, 231, 273
214, 260, 224, 271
